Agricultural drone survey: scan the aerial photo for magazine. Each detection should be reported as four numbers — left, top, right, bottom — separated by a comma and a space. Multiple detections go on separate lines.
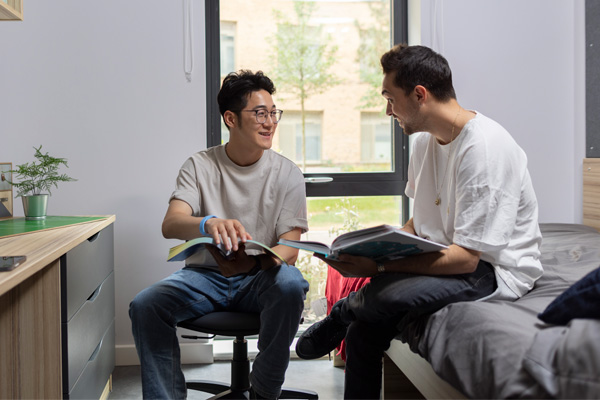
167, 236, 285, 263
278, 224, 447, 261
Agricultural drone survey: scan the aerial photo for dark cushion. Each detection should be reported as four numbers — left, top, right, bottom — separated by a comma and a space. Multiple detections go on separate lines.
538, 266, 600, 325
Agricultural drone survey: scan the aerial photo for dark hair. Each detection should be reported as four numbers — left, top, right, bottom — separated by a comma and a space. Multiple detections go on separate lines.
217, 70, 276, 127
380, 44, 456, 101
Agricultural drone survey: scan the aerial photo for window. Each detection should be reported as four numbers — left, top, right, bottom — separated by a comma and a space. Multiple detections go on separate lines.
361, 112, 392, 163
277, 111, 322, 165
219, 21, 236, 77
207, 0, 408, 197
205, 0, 409, 326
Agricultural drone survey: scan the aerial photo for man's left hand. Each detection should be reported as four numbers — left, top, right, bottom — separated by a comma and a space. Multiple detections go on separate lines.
313, 253, 377, 277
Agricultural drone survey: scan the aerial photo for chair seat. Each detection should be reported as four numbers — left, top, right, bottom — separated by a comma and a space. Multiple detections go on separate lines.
178, 311, 260, 337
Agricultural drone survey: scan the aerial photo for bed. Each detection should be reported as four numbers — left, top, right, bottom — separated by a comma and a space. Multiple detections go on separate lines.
383, 222, 600, 399
380, 160, 600, 399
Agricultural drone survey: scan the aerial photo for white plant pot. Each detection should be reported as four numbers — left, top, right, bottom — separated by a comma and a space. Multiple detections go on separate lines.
22, 194, 49, 220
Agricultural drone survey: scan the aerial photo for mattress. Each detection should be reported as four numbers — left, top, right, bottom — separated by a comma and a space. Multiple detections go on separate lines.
413, 223, 600, 399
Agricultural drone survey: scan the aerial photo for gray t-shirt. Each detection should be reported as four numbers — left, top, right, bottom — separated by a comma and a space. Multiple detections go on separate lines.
170, 144, 308, 268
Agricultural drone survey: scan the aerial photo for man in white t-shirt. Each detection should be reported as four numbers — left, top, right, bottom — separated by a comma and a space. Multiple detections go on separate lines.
129, 70, 310, 399
296, 44, 543, 399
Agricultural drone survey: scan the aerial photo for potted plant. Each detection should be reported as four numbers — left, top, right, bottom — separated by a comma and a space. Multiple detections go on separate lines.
8, 145, 77, 220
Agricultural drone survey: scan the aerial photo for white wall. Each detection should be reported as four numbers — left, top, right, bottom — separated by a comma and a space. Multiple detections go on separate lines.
0, 0, 207, 361
420, 0, 586, 223
0, 0, 586, 362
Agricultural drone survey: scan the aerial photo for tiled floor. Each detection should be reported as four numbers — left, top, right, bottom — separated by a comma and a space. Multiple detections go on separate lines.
110, 358, 345, 399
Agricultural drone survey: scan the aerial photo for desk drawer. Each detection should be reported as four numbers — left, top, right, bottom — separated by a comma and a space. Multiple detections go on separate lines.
62, 272, 114, 392
61, 224, 114, 322
66, 321, 115, 400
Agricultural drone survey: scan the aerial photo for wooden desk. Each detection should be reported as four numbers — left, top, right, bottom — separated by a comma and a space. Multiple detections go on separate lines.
0, 215, 116, 399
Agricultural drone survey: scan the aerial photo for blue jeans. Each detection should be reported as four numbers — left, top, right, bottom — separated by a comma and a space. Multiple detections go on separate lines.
341, 260, 497, 399
129, 264, 309, 399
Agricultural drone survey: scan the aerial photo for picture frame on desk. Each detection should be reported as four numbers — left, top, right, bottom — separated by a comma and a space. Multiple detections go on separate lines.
0, 163, 13, 219
0, 0, 23, 21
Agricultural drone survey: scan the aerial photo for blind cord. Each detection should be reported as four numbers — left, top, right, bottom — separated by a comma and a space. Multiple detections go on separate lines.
183, 0, 193, 82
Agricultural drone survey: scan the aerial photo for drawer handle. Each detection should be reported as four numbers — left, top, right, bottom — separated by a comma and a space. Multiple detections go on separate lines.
88, 232, 101, 243
89, 338, 103, 362
87, 285, 102, 302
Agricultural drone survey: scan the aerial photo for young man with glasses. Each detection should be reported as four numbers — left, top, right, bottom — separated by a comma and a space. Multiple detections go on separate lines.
129, 70, 309, 399
296, 44, 543, 399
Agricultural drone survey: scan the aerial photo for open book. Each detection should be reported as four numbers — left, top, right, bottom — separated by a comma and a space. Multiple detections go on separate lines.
167, 237, 285, 263
278, 224, 447, 261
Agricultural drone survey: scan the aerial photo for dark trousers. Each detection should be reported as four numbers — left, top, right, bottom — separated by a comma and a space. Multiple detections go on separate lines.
341, 260, 497, 399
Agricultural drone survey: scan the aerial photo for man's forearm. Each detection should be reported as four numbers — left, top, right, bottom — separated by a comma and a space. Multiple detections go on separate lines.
162, 212, 204, 240
383, 244, 481, 275
269, 244, 300, 266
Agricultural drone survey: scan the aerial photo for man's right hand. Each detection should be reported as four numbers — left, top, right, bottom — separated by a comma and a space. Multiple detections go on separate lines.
162, 200, 253, 250
204, 217, 252, 252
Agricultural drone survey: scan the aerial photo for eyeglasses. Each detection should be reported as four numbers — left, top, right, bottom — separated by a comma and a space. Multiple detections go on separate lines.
241, 109, 283, 124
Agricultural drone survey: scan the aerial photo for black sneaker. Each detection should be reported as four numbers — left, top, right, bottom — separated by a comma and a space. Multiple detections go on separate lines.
295, 307, 349, 360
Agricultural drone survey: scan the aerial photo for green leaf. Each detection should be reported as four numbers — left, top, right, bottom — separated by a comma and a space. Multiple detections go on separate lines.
7, 145, 77, 197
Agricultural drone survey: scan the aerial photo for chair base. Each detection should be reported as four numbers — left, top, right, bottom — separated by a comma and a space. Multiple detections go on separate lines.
180, 313, 318, 399
279, 387, 319, 399
187, 380, 242, 398
186, 380, 318, 399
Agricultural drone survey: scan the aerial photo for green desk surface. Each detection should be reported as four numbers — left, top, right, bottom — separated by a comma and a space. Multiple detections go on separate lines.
0, 216, 107, 239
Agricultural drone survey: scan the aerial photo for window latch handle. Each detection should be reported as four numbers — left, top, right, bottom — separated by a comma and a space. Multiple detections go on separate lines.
305, 177, 334, 183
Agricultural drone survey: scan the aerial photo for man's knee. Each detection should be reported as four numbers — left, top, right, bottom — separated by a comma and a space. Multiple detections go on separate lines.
129, 285, 165, 323
129, 287, 150, 322
275, 265, 309, 297
260, 265, 308, 309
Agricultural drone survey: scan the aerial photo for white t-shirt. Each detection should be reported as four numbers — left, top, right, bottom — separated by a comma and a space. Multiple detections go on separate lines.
406, 112, 542, 300
170, 144, 308, 268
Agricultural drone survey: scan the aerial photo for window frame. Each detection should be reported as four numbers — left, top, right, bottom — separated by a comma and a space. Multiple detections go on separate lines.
205, 0, 409, 219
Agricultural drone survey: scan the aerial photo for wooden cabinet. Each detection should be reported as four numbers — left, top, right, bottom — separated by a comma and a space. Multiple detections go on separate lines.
61, 224, 115, 399
0, 216, 115, 399
0, 0, 23, 20
0, 259, 62, 398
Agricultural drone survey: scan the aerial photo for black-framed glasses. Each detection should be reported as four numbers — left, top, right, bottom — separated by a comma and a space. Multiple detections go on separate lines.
241, 109, 283, 124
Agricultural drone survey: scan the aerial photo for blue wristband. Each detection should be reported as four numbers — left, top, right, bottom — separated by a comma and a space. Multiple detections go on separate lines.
200, 215, 217, 236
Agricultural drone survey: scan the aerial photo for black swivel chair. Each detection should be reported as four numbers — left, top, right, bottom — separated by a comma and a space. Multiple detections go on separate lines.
178, 311, 319, 399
